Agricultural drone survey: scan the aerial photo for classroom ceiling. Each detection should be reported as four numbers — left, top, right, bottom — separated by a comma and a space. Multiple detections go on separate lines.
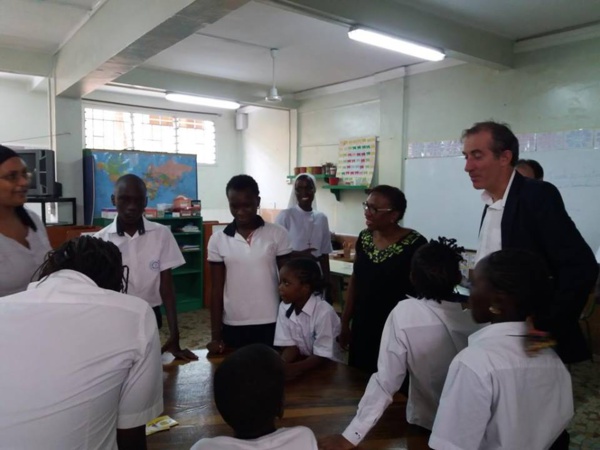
391, 0, 600, 40
0, 0, 102, 52
1, 0, 599, 95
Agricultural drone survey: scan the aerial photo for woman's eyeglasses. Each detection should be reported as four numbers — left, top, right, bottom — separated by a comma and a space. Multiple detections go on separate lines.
0, 170, 32, 183
362, 201, 394, 215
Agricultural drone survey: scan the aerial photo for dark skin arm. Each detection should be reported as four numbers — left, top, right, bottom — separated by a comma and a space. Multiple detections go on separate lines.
160, 269, 197, 361
207, 262, 226, 355
337, 273, 356, 350
117, 426, 147, 450
281, 346, 327, 379
319, 254, 333, 301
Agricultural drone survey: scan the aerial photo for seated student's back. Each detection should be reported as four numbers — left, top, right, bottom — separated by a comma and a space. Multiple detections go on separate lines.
191, 344, 318, 450
430, 249, 573, 450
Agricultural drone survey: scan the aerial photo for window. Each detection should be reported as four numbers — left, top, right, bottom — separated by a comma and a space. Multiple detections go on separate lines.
84, 106, 216, 164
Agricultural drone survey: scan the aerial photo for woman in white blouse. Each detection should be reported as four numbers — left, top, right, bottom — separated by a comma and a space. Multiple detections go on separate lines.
0, 145, 51, 297
276, 174, 333, 299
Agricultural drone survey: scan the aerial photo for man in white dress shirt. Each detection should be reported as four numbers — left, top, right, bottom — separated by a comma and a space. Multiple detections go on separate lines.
462, 121, 597, 363
0, 236, 163, 450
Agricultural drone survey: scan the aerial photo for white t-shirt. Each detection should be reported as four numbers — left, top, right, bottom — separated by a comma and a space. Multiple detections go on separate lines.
0, 270, 164, 450
343, 297, 482, 446
95, 217, 185, 307
430, 321, 573, 450
275, 206, 333, 257
0, 211, 51, 297
207, 219, 292, 325
274, 293, 343, 362
190, 426, 318, 450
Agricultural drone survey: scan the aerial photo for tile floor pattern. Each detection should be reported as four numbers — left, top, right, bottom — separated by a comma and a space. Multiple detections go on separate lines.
161, 310, 600, 449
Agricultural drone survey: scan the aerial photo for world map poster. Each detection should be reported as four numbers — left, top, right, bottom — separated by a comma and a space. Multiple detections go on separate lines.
83, 149, 198, 222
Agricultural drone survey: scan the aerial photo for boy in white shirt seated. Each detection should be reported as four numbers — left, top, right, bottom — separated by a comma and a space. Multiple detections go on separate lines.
0, 236, 163, 450
320, 237, 481, 449
95, 174, 196, 361
429, 249, 573, 450
274, 258, 343, 379
190, 344, 318, 450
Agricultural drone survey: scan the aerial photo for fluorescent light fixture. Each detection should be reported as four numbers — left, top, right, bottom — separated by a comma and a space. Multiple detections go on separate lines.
348, 27, 445, 62
165, 93, 240, 110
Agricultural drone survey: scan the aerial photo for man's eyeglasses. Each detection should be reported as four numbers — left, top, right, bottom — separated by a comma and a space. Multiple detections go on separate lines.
362, 201, 394, 215
0, 170, 32, 183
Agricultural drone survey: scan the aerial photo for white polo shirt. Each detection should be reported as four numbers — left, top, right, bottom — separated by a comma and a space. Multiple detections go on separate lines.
430, 322, 573, 450
0, 211, 51, 297
475, 170, 516, 264
190, 426, 318, 450
207, 218, 292, 326
0, 270, 163, 450
95, 217, 185, 307
342, 297, 482, 446
274, 293, 343, 362
275, 206, 333, 257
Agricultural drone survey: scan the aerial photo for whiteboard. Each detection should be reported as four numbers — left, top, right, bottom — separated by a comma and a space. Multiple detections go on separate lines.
403, 150, 600, 252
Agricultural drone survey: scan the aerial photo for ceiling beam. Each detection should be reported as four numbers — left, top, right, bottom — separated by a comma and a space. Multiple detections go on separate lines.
54, 0, 251, 97
261, 0, 514, 69
0, 46, 53, 77
115, 67, 299, 109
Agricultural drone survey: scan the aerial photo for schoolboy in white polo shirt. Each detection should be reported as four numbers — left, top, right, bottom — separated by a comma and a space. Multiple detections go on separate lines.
320, 238, 481, 450
95, 174, 196, 361
207, 175, 292, 353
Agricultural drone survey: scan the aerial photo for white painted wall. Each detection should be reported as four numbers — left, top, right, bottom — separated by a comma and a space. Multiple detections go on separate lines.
242, 107, 291, 211
0, 78, 50, 148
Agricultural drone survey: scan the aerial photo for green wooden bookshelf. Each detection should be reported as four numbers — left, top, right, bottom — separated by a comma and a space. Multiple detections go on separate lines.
93, 216, 204, 312
286, 174, 329, 180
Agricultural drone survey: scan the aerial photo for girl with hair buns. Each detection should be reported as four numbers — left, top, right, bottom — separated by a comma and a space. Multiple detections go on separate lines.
0, 145, 51, 296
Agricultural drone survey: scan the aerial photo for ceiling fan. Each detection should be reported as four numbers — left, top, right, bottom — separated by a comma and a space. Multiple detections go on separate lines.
265, 48, 282, 103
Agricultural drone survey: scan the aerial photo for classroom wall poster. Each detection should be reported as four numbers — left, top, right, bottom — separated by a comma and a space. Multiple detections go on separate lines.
337, 136, 377, 186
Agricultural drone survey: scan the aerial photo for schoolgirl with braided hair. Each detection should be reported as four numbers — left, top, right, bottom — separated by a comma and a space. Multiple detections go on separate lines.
320, 237, 481, 450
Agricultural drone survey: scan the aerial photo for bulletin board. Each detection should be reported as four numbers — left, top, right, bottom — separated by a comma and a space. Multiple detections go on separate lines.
337, 136, 377, 186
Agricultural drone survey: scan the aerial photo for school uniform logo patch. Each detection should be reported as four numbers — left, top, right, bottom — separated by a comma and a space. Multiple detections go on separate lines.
149, 260, 160, 271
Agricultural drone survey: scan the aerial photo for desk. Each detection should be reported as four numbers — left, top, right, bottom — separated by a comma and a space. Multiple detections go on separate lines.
330, 258, 353, 277
149, 350, 430, 450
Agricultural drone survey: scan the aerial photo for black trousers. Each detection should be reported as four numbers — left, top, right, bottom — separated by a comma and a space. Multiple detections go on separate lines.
222, 323, 276, 349
549, 430, 570, 450
152, 306, 163, 330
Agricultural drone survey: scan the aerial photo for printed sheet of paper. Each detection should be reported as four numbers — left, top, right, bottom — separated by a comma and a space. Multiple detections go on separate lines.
337, 136, 377, 186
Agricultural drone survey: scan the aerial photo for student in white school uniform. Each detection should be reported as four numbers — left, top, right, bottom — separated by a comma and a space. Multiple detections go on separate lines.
95, 174, 197, 361
320, 237, 481, 450
0, 236, 163, 450
274, 257, 342, 378
207, 175, 292, 354
429, 249, 573, 450
275, 174, 333, 301
190, 344, 318, 450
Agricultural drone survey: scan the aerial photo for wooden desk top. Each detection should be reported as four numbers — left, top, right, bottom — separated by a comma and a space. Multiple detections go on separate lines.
149, 350, 430, 449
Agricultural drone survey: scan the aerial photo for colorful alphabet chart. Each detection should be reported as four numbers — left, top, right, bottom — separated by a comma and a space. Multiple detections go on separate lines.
337, 136, 377, 186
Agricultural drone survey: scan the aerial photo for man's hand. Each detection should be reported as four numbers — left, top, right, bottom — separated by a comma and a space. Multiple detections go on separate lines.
161, 337, 198, 361
336, 325, 351, 351
318, 434, 355, 450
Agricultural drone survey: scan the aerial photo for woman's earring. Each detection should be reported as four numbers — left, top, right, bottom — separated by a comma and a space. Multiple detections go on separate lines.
489, 306, 501, 315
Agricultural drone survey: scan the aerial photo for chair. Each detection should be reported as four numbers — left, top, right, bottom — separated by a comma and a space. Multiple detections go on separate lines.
580, 293, 597, 362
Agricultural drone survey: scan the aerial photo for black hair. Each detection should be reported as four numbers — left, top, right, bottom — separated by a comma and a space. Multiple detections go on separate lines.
226, 174, 260, 197
282, 257, 327, 295
213, 344, 284, 438
0, 144, 37, 231
114, 173, 147, 193
368, 185, 407, 221
34, 236, 125, 292
516, 159, 544, 180
411, 237, 465, 302
462, 121, 519, 166
478, 249, 552, 320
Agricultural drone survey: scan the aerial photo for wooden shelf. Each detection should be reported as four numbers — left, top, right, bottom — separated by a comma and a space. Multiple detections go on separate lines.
173, 267, 202, 276
322, 184, 370, 201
